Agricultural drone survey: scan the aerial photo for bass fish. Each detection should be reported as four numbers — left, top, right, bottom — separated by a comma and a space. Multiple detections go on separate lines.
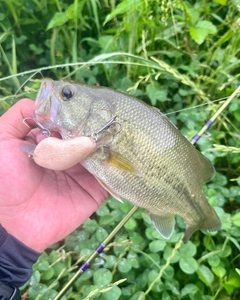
34, 79, 221, 242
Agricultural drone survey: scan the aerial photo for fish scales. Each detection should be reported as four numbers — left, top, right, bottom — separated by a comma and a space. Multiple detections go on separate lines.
34, 80, 221, 242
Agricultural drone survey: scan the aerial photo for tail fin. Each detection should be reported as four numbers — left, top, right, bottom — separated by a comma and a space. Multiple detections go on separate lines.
183, 206, 221, 243
199, 206, 221, 231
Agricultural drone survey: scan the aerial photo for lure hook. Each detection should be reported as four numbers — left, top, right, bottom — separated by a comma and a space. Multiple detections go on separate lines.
23, 117, 51, 137
91, 115, 122, 142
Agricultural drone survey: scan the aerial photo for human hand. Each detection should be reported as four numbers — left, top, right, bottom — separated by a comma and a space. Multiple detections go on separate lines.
0, 99, 108, 252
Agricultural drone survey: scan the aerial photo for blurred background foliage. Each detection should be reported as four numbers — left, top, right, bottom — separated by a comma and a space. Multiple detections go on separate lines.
1, 0, 240, 299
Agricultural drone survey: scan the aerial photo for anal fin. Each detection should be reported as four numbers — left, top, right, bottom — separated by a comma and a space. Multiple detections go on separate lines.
150, 214, 175, 239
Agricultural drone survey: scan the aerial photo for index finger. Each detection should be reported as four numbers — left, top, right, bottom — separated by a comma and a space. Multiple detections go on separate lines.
0, 99, 35, 139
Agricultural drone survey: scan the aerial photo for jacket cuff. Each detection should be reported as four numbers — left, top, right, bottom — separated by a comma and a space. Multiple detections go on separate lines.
0, 224, 41, 287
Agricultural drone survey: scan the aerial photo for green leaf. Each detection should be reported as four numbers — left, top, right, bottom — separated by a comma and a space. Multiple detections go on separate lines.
101, 254, 118, 269
208, 255, 220, 267
189, 26, 208, 45
162, 290, 171, 300
127, 251, 140, 268
229, 101, 240, 112
197, 21, 217, 34
124, 218, 137, 231
197, 265, 214, 286
28, 283, 48, 298
77, 269, 93, 283
118, 258, 132, 273
29, 44, 44, 55
99, 214, 115, 226
130, 291, 145, 300
96, 203, 110, 216
98, 35, 114, 52
179, 257, 198, 274
212, 265, 226, 278
223, 283, 234, 295
52, 262, 66, 276
179, 241, 197, 257
0, 31, 12, 43
120, 77, 133, 91
148, 269, 158, 283
232, 212, 240, 227
29, 270, 41, 285
37, 289, 58, 300
102, 285, 122, 300
227, 271, 240, 287
129, 232, 146, 249
165, 281, 180, 296
218, 244, 232, 258
181, 283, 199, 297
146, 83, 168, 105
190, 21, 217, 44
47, 12, 68, 30
83, 218, 99, 233
35, 259, 49, 272
0, 13, 5, 21
93, 268, 113, 287
214, 0, 227, 5
41, 268, 55, 281
103, 0, 142, 25
213, 173, 228, 186
163, 246, 180, 263
229, 237, 240, 250
149, 240, 166, 252
187, 8, 200, 24
96, 227, 108, 242
163, 265, 175, 279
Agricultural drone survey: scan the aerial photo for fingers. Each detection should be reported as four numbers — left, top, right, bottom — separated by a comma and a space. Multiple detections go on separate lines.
0, 99, 35, 139
33, 137, 96, 170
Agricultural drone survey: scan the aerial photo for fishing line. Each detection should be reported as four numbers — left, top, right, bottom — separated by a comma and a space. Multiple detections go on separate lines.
165, 96, 236, 115
53, 85, 240, 300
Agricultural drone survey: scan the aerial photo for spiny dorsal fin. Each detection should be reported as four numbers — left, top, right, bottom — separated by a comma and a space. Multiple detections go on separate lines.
150, 214, 175, 239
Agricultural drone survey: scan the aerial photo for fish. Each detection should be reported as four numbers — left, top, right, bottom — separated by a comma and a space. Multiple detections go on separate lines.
33, 79, 221, 243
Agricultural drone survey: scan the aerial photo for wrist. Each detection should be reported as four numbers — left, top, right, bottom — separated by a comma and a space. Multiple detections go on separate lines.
0, 224, 41, 287
0, 219, 47, 252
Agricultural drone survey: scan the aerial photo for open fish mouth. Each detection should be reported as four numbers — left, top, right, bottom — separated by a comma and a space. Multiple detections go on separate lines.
34, 80, 62, 130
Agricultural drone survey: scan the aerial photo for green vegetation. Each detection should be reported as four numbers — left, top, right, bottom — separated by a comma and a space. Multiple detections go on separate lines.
1, 0, 240, 299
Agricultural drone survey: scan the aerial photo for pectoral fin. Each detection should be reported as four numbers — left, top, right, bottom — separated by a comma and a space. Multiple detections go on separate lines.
150, 214, 175, 239
95, 176, 123, 203
106, 150, 141, 176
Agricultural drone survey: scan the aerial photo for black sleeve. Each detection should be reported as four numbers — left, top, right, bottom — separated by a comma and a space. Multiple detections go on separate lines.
0, 224, 41, 287
0, 281, 21, 300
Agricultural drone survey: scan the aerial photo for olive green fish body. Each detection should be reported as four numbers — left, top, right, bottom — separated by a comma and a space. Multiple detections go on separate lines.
34, 80, 221, 242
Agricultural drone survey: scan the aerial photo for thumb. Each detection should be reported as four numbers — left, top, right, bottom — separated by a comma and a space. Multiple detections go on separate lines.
0, 99, 35, 139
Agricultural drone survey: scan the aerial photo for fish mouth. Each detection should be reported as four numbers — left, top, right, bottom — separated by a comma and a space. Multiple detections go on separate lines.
34, 80, 61, 130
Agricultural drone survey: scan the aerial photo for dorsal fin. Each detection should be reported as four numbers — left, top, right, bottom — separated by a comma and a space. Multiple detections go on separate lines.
196, 151, 215, 183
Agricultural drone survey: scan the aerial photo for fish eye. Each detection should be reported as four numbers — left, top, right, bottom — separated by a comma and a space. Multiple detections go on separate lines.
62, 86, 74, 101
